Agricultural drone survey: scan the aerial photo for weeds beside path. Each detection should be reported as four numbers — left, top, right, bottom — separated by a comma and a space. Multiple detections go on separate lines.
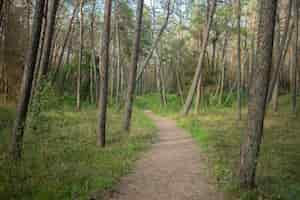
106, 111, 223, 200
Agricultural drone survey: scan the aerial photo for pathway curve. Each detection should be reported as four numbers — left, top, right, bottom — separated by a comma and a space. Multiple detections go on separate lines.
107, 111, 223, 200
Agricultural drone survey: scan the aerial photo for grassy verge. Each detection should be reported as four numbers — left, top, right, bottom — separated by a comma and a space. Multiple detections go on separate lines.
0, 104, 156, 200
136, 93, 300, 200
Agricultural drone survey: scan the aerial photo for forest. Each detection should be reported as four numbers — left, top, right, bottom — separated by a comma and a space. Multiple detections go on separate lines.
0, 0, 299, 199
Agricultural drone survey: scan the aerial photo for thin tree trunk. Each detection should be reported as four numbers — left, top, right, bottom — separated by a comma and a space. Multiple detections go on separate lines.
236, 0, 242, 120
123, 0, 144, 132
98, 0, 112, 146
240, 0, 277, 189
11, 0, 45, 160
195, 74, 202, 113
291, 0, 298, 114
38, 0, 60, 79
136, 0, 171, 82
181, 0, 217, 116
54, 5, 78, 82
218, 31, 229, 104
76, 0, 84, 111
267, 0, 292, 102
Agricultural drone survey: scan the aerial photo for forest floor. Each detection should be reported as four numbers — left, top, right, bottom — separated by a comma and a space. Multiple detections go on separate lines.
105, 111, 223, 200
136, 94, 300, 200
0, 100, 156, 200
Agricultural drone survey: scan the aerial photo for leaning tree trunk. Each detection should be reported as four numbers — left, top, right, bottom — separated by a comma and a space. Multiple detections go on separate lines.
98, 0, 112, 146
240, 0, 277, 189
136, 0, 171, 82
123, 0, 144, 132
53, 4, 78, 82
38, 0, 60, 80
181, 0, 217, 116
267, 0, 292, 102
11, 0, 45, 160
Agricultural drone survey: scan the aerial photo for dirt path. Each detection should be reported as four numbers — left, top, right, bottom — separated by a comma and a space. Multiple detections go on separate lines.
107, 111, 223, 200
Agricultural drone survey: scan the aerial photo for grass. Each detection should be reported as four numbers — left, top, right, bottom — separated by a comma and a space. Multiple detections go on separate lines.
0, 101, 156, 199
136, 93, 300, 200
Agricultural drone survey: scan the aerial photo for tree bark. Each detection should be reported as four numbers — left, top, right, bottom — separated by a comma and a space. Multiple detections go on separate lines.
236, 0, 242, 120
98, 0, 112, 146
123, 0, 144, 132
291, 0, 298, 114
76, 0, 84, 111
240, 0, 277, 189
267, 0, 292, 102
11, 0, 45, 160
54, 4, 78, 82
38, 0, 60, 79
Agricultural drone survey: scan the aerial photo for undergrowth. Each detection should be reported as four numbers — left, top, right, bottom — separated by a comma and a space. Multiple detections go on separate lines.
0, 88, 156, 199
136, 93, 300, 200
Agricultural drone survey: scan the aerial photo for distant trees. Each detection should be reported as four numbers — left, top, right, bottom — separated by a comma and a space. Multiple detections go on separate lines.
240, 0, 277, 188
38, 0, 60, 79
181, 0, 217, 116
11, 0, 45, 160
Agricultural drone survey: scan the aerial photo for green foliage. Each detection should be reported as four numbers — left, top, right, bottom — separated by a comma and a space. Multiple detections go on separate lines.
0, 99, 156, 199
135, 93, 181, 116
138, 93, 300, 200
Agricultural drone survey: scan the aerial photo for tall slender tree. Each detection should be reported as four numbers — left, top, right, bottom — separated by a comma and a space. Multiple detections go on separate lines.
54, 4, 78, 81
123, 0, 144, 132
98, 0, 112, 147
291, 0, 298, 114
76, 0, 84, 111
240, 0, 277, 188
38, 0, 60, 79
181, 0, 217, 116
236, 0, 242, 120
11, 0, 46, 160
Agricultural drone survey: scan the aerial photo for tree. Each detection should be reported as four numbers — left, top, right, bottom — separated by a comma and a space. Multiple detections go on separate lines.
236, 0, 242, 120
181, 0, 217, 116
291, 0, 298, 114
123, 0, 144, 132
38, 0, 60, 79
136, 0, 172, 82
98, 0, 112, 147
54, 4, 78, 81
240, 0, 277, 188
11, 0, 45, 160
76, 0, 84, 111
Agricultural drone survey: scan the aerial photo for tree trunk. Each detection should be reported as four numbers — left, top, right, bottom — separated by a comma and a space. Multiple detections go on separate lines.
11, 0, 45, 160
236, 0, 242, 120
98, 0, 112, 146
76, 0, 84, 111
291, 0, 298, 114
240, 0, 277, 189
54, 5, 78, 82
38, 0, 60, 79
181, 0, 217, 116
136, 0, 171, 82
267, 0, 292, 102
123, 0, 144, 132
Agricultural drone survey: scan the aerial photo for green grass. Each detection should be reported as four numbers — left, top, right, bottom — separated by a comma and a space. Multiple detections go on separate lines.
135, 93, 181, 116
0, 103, 156, 200
137, 93, 300, 200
